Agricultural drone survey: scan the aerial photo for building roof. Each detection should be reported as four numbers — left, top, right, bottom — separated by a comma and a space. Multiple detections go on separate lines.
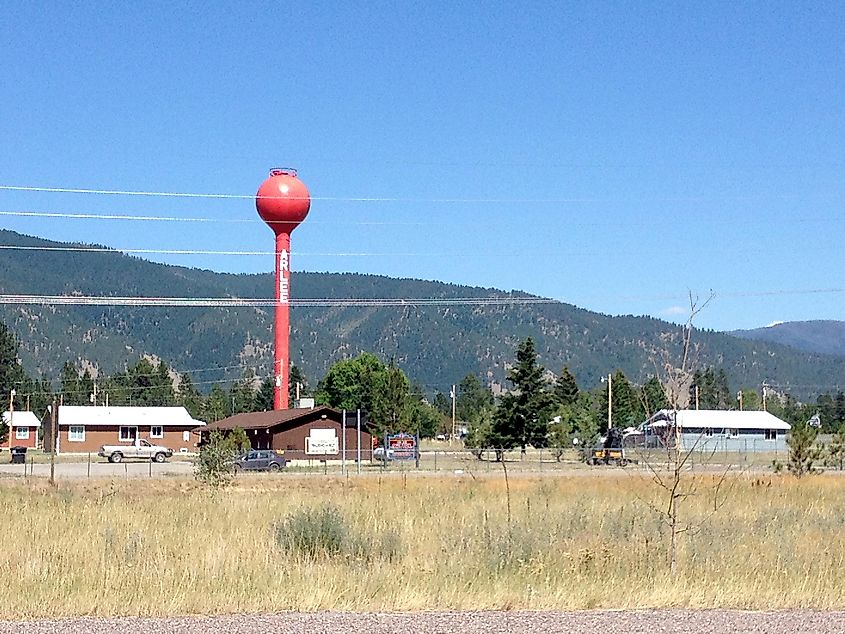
57, 406, 206, 428
2, 411, 41, 428
202, 406, 356, 432
648, 409, 791, 431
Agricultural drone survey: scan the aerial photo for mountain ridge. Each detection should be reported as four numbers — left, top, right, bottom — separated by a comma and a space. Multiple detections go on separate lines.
1, 229, 843, 399
731, 320, 845, 360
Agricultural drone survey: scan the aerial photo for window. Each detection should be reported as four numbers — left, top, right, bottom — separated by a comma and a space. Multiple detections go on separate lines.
69, 425, 85, 442
183, 430, 190, 442
727, 428, 739, 438
150, 426, 163, 438
764, 429, 777, 441
704, 428, 714, 438
15, 427, 29, 440
119, 426, 137, 442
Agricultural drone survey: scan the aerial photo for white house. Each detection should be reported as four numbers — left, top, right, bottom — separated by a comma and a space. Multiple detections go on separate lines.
2, 411, 41, 449
644, 409, 791, 452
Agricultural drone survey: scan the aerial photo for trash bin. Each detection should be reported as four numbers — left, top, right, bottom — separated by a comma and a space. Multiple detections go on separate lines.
10, 446, 27, 465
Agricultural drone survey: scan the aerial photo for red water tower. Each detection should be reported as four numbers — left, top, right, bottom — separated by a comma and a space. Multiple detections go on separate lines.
256, 168, 311, 410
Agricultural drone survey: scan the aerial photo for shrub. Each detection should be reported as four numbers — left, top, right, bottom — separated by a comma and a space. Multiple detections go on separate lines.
274, 505, 401, 563
787, 423, 822, 478
194, 430, 243, 488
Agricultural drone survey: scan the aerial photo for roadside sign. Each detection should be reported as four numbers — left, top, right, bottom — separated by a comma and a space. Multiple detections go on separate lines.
387, 432, 417, 461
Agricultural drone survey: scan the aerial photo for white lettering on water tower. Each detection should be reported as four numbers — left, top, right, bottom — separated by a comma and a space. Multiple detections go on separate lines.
279, 249, 289, 303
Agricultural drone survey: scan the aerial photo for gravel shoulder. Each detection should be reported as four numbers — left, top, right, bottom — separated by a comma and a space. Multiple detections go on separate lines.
2, 610, 845, 634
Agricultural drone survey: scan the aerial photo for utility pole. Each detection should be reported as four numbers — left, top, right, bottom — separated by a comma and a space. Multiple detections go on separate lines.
450, 384, 456, 446
8, 388, 16, 450
762, 382, 768, 411
695, 385, 700, 410
49, 397, 57, 487
737, 390, 743, 411
601, 374, 612, 430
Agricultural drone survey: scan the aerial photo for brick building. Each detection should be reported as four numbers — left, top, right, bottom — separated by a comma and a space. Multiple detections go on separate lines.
2, 411, 41, 450
47, 406, 206, 454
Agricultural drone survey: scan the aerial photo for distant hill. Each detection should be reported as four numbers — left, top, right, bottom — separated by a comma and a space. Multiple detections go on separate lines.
731, 320, 845, 360
1, 229, 844, 399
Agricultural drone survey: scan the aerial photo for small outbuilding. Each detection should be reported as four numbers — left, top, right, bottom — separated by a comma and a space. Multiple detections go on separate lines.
48, 406, 206, 454
644, 409, 791, 453
200, 406, 373, 462
2, 411, 41, 449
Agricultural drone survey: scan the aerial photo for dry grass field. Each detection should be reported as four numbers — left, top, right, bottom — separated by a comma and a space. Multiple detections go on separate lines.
2, 472, 845, 619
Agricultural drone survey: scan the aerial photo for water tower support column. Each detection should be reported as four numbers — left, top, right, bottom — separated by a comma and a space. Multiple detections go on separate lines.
274, 231, 291, 410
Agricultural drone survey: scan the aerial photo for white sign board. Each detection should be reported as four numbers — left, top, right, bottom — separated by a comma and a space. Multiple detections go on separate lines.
306, 428, 338, 455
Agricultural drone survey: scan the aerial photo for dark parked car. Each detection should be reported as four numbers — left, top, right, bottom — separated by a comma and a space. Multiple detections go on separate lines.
233, 450, 287, 472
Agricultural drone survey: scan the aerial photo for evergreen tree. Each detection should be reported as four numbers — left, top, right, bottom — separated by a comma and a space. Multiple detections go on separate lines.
827, 425, 845, 471
0, 323, 26, 443
407, 384, 443, 439
369, 360, 411, 434
60, 362, 87, 405
491, 337, 552, 456
288, 364, 309, 404
255, 377, 274, 412
432, 392, 450, 417
176, 374, 204, 420
456, 373, 494, 422
553, 366, 579, 407
690, 368, 732, 410
640, 376, 668, 417
205, 385, 228, 422
229, 369, 256, 414
835, 391, 845, 428
787, 422, 821, 478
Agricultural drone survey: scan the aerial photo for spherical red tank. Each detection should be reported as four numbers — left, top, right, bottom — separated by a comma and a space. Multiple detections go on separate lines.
256, 168, 311, 235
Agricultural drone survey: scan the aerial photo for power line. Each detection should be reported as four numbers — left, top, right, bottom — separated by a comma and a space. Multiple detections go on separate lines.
3, 287, 845, 309
0, 294, 558, 307
0, 243, 660, 258
2, 183, 836, 204
0, 210, 429, 226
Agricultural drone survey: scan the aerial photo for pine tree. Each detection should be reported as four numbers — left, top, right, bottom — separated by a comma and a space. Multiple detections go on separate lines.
456, 373, 494, 422
288, 364, 309, 404
553, 366, 579, 407
491, 337, 552, 456
255, 377, 274, 412
787, 422, 821, 478
640, 376, 668, 418
176, 374, 204, 420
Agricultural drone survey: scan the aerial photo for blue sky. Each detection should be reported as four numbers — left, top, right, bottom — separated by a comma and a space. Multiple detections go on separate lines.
1, 1, 843, 331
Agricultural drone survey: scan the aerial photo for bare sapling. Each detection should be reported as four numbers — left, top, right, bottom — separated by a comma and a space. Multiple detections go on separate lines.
635, 292, 737, 576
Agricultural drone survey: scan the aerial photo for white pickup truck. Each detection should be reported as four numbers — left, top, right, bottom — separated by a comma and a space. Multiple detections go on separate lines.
98, 439, 174, 463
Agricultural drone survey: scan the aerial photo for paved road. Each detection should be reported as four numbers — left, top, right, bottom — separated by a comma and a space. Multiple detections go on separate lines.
0, 610, 843, 634
0, 459, 194, 479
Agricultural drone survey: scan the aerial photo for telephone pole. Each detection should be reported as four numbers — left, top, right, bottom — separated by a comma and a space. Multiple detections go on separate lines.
694, 385, 700, 410
8, 388, 16, 450
737, 390, 744, 411
762, 382, 768, 411
601, 374, 612, 430
450, 385, 456, 446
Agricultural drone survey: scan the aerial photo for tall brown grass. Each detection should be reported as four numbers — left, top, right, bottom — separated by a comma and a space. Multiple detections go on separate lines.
2, 472, 844, 618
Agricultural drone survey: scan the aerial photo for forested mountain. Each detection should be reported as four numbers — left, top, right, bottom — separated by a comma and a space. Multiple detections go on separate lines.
1, 229, 844, 399
732, 321, 845, 360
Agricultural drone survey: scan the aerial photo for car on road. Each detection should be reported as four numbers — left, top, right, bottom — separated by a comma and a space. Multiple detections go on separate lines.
98, 439, 174, 463
232, 450, 287, 473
